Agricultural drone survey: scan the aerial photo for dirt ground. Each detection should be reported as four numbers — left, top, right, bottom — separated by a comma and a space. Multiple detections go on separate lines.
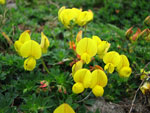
87, 95, 150, 113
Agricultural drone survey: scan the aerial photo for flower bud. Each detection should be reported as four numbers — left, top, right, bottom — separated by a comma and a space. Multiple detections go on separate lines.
40, 32, 50, 54
144, 16, 150, 27
69, 41, 76, 51
125, 27, 133, 38
57, 85, 62, 93
76, 30, 82, 43
64, 88, 67, 94
138, 29, 149, 39
130, 28, 141, 42
58, 88, 62, 93
40, 80, 48, 88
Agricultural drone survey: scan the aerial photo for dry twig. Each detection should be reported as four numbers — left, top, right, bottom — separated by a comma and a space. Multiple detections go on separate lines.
1, 32, 13, 46
129, 62, 150, 113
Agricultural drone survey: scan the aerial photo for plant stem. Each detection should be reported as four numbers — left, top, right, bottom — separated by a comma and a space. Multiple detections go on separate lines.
128, 80, 145, 113
41, 58, 50, 74
70, 27, 74, 41
76, 91, 92, 103
84, 25, 87, 36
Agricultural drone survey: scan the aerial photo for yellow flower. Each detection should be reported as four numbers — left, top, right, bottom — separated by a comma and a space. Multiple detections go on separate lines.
58, 7, 81, 28
140, 82, 150, 95
14, 30, 31, 55
40, 32, 50, 54
76, 10, 93, 26
20, 40, 42, 59
0, 0, 5, 4
73, 69, 92, 88
90, 36, 109, 59
97, 41, 110, 59
24, 57, 36, 71
76, 38, 97, 64
53, 103, 75, 113
72, 82, 84, 94
72, 60, 83, 76
20, 40, 41, 71
103, 51, 120, 73
89, 69, 107, 97
14, 31, 43, 71
116, 55, 132, 77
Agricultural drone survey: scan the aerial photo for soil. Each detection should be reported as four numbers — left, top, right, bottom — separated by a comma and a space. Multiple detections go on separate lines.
87, 95, 150, 113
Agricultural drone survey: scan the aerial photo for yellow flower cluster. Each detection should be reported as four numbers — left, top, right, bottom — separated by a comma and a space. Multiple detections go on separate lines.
58, 6, 93, 28
71, 35, 132, 97
72, 68, 108, 97
14, 31, 50, 71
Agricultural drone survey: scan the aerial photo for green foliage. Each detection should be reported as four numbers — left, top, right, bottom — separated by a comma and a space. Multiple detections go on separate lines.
97, 0, 150, 28
0, 0, 150, 112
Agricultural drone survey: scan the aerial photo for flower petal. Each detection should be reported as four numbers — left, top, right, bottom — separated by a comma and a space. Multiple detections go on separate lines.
104, 63, 115, 74
41, 32, 50, 54
24, 57, 36, 71
103, 51, 120, 66
116, 55, 130, 71
81, 53, 91, 64
90, 69, 108, 88
72, 82, 84, 94
118, 67, 132, 78
92, 35, 101, 47
97, 41, 110, 59
73, 69, 91, 88
14, 40, 23, 55
19, 30, 31, 44
76, 38, 97, 57
72, 60, 83, 76
92, 85, 104, 97
76, 10, 93, 26
53, 103, 75, 113
20, 40, 42, 59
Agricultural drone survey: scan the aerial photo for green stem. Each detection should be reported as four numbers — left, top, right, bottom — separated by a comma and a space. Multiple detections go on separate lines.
70, 27, 74, 41
41, 58, 50, 74
84, 25, 87, 36
76, 91, 92, 103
